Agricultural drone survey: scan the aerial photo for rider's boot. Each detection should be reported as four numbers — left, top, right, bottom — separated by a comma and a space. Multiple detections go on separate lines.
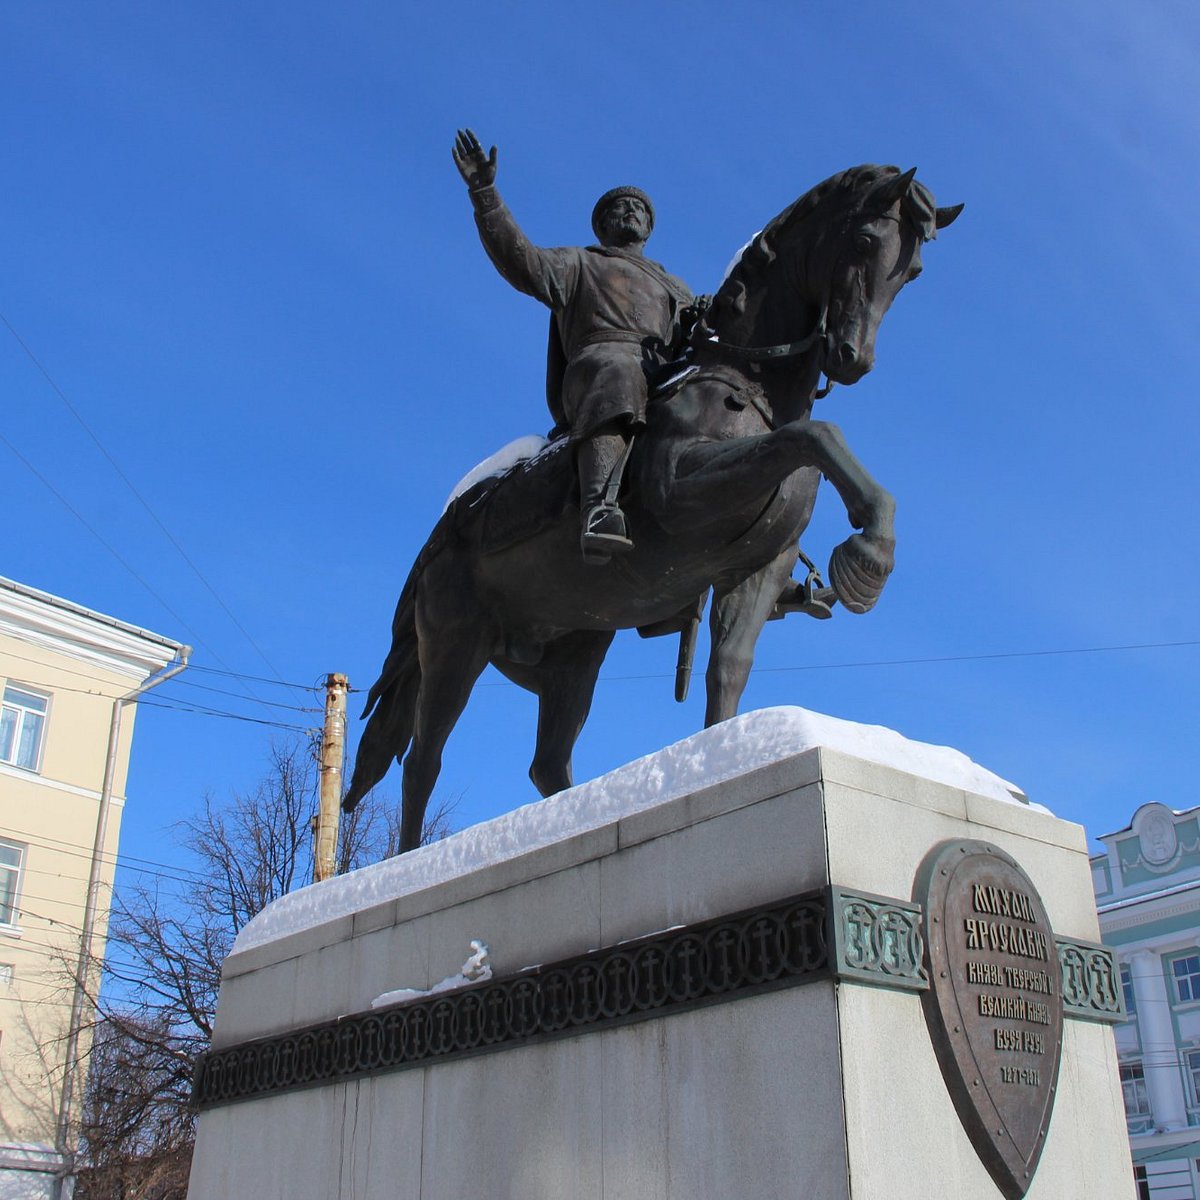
578, 429, 634, 565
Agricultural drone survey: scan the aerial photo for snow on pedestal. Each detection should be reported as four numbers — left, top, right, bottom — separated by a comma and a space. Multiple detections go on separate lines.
234, 705, 1033, 954
191, 705, 1130, 1200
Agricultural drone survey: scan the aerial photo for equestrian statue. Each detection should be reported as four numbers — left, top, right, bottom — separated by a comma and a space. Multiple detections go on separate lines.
343, 129, 962, 852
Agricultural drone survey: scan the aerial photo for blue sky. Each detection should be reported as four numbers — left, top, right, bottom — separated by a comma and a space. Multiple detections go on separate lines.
2, 1, 1197, 883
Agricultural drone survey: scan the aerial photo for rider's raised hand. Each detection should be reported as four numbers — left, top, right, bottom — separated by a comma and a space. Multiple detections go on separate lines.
453, 128, 497, 190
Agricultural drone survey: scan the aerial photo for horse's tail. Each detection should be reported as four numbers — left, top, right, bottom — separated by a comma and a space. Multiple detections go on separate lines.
342, 572, 422, 814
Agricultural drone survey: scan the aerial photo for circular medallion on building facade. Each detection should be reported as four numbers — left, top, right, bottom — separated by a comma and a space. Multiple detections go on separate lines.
914, 840, 1063, 1200
1132, 803, 1178, 868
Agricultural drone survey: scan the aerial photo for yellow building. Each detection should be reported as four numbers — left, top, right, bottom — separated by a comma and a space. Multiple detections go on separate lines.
0, 577, 185, 1200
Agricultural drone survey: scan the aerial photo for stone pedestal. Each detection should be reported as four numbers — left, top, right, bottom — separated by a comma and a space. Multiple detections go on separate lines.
188, 715, 1134, 1199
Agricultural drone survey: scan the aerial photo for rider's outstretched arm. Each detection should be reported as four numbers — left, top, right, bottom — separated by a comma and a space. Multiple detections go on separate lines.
453, 128, 577, 309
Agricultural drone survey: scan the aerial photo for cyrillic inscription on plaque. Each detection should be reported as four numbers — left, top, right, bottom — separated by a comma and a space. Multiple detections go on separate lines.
915, 840, 1064, 1200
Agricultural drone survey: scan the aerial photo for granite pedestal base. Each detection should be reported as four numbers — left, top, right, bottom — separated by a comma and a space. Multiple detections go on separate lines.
188, 728, 1133, 1199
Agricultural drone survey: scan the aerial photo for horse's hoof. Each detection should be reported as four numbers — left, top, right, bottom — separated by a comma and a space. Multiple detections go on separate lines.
829, 535, 893, 614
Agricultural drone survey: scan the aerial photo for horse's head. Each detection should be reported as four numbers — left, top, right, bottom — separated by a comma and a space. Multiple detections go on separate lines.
711, 165, 962, 392
816, 166, 962, 385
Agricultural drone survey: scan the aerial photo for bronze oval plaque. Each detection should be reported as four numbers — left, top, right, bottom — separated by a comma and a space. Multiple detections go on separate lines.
915, 840, 1063, 1200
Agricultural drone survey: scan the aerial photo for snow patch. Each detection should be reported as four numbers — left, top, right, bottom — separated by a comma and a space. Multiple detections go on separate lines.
232, 707, 1037, 956
722, 231, 761, 283
443, 435, 549, 511
371, 940, 492, 1008
655, 364, 699, 394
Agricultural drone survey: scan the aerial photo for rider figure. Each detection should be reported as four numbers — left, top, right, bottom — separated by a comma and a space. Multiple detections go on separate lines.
453, 129, 694, 564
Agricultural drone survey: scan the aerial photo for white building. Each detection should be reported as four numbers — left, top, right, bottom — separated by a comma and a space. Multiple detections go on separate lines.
1095, 803, 1200, 1199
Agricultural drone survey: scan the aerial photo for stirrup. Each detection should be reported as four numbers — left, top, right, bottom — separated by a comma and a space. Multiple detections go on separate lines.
769, 554, 837, 621
581, 504, 634, 564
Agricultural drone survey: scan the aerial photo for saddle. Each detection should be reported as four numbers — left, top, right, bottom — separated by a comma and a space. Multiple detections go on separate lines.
452, 353, 702, 557
449, 438, 576, 556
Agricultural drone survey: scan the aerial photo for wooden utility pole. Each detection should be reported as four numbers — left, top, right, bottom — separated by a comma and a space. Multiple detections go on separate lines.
313, 672, 348, 882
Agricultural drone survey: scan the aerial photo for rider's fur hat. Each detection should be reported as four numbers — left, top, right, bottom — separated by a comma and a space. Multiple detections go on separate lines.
592, 186, 655, 240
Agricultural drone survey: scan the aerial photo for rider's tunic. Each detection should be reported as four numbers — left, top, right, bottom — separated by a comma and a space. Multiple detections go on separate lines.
469, 186, 693, 439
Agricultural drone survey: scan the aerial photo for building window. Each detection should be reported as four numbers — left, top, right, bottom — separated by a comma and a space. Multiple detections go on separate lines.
1134, 1165, 1150, 1200
0, 685, 48, 771
1174, 954, 1200, 1003
1122, 964, 1138, 1016
1121, 1061, 1151, 1120
1186, 1049, 1200, 1109
0, 840, 25, 927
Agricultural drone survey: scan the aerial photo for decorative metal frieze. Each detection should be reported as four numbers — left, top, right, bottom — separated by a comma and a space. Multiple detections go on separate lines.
916, 839, 1064, 1200
1056, 937, 1125, 1024
193, 874, 1112, 1114
193, 890, 831, 1110
826, 887, 928, 991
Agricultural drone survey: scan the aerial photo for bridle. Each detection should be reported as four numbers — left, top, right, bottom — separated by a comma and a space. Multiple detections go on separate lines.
702, 308, 827, 365
695, 303, 835, 401
697, 207, 911, 400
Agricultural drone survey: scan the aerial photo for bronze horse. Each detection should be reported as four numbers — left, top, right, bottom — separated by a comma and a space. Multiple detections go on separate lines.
344, 164, 961, 851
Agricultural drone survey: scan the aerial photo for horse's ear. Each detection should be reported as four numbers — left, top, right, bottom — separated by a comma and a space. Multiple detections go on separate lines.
935, 203, 964, 230
883, 167, 917, 206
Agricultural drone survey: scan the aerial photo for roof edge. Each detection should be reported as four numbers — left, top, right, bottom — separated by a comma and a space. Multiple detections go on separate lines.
0, 576, 184, 681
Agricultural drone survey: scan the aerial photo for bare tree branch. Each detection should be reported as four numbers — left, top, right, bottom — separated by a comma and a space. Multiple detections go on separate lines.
72, 739, 457, 1199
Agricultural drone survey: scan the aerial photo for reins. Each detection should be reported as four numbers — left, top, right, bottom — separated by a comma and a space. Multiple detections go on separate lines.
704, 308, 826, 364
697, 303, 836, 403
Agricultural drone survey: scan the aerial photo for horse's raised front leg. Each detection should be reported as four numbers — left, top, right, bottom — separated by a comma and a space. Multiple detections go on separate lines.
670, 420, 896, 612
706, 547, 799, 726
791, 420, 896, 614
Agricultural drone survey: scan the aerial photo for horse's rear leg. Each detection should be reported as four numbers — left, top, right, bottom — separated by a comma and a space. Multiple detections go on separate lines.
400, 629, 491, 852
706, 548, 799, 726
524, 630, 615, 796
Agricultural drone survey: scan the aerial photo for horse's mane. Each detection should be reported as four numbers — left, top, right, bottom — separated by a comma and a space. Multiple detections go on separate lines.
714, 164, 940, 321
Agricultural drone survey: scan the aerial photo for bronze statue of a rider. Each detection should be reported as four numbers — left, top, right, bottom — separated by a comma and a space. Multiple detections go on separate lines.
453, 128, 694, 564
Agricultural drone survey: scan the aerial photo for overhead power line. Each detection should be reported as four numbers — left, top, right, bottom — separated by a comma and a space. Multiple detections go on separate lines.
0, 648, 320, 719
16, 840, 198, 888
0, 311, 306, 705
165, 678, 321, 711
0, 641, 320, 722
745, 639, 1200, 676
3, 664, 318, 730
550, 637, 1200, 686
14, 915, 210, 993
0, 428, 203, 643
136, 696, 312, 733
17, 888, 119, 920
0, 421, 269, 707
185, 663, 321, 691
16, 827, 202, 882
